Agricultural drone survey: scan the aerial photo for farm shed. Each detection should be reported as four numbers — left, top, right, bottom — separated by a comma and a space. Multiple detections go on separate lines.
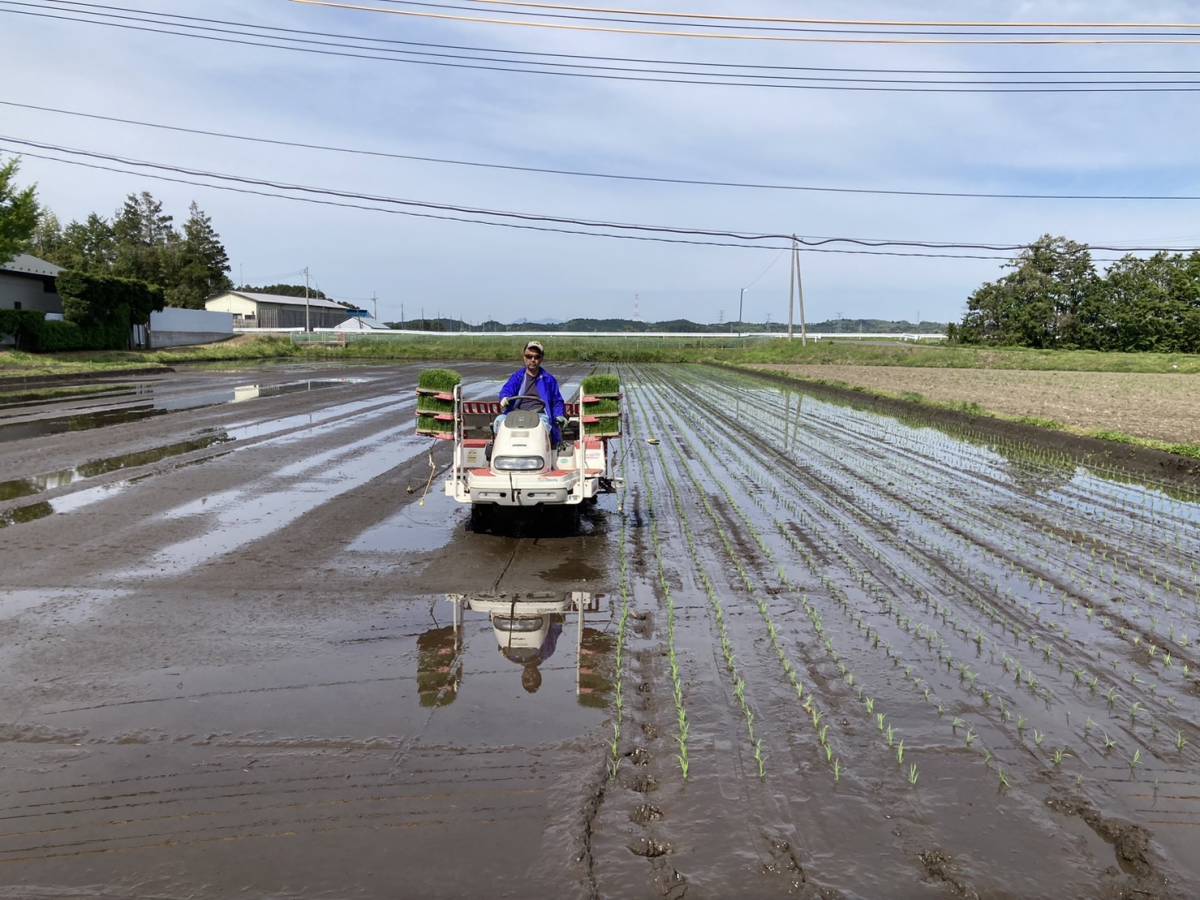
205, 290, 365, 330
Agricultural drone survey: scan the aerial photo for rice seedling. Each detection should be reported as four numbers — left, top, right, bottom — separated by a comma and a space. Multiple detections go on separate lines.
908, 764, 919, 786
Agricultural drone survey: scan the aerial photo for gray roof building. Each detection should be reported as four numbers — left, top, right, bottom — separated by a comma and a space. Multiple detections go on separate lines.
205, 290, 367, 329
1, 253, 64, 314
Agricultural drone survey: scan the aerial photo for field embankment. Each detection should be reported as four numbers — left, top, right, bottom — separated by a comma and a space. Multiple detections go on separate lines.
749, 363, 1200, 455
7, 333, 1200, 381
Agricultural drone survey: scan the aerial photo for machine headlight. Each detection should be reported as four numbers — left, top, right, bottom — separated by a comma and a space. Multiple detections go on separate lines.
493, 456, 544, 471
494, 616, 545, 632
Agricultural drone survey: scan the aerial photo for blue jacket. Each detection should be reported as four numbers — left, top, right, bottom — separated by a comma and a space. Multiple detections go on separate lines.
499, 367, 566, 445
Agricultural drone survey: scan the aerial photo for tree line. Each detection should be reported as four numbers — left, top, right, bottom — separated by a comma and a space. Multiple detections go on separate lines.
29, 190, 233, 309
393, 317, 946, 333
951, 235, 1200, 352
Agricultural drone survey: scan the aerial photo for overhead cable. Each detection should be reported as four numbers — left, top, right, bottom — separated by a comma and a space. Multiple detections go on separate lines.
365, 0, 1200, 38
3, 143, 1045, 259
454, 0, 1200, 29
290, 0, 1200, 44
3, 134, 1196, 254
12, 6, 1200, 92
31, 0, 1200, 73
6, 99, 1200, 202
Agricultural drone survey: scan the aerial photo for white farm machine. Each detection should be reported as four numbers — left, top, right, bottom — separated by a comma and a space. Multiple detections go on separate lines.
416, 371, 622, 521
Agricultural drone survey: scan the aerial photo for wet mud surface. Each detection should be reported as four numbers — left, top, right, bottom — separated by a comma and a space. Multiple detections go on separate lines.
2, 363, 1199, 898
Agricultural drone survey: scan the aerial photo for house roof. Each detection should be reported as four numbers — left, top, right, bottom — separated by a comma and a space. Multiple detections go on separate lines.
1, 253, 64, 278
209, 290, 364, 312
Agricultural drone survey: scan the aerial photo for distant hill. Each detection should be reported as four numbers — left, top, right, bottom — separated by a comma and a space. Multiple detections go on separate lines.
385, 317, 947, 334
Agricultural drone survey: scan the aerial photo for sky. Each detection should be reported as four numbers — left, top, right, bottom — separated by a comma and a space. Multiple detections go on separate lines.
4, 0, 1200, 325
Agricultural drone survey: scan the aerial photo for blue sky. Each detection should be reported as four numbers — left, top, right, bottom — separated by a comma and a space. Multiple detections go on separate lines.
4, 0, 1200, 324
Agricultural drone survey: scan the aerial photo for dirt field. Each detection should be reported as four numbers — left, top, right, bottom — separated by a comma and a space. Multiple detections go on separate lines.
1, 363, 1198, 898
753, 364, 1200, 444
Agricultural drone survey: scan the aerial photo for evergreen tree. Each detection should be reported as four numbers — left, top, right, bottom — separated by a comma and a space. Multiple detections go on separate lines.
30, 210, 64, 261
167, 202, 232, 308
111, 191, 178, 286
56, 214, 118, 273
0, 156, 39, 264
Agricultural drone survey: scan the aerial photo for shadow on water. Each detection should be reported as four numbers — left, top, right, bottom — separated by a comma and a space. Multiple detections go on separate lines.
419, 592, 614, 717
0, 379, 361, 444
468, 500, 609, 538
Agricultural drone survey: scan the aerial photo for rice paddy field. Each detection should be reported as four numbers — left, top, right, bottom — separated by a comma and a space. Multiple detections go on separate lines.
2, 360, 1198, 898
593, 365, 1200, 899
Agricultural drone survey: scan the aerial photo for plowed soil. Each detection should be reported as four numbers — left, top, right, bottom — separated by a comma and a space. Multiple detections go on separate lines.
1, 362, 1198, 899
753, 363, 1200, 444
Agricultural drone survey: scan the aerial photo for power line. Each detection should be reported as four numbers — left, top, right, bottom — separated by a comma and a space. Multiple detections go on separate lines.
365, 0, 1200, 38
13, 4, 1200, 91
6, 99, 1199, 202
3, 134, 1195, 255
292, 0, 1200, 44
33, 0, 1200, 74
453, 0, 1200, 30
4, 143, 1044, 259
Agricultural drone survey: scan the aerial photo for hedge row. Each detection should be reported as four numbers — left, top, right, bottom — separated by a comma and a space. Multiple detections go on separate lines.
0, 309, 128, 352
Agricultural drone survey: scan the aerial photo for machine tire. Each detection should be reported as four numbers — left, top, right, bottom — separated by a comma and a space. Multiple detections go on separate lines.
470, 504, 496, 533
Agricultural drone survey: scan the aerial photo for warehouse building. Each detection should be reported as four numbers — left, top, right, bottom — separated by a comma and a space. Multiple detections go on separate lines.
205, 290, 365, 329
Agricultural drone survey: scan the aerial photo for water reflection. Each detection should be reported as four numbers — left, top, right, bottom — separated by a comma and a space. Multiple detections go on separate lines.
417, 592, 614, 708
0, 379, 362, 444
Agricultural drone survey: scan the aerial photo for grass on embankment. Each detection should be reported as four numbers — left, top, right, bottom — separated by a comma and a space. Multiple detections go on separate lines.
5, 333, 1200, 378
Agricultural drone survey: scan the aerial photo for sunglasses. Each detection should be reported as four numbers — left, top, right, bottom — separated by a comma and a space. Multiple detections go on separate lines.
524, 353, 542, 360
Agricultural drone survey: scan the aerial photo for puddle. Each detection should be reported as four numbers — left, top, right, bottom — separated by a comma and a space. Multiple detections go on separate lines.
0, 387, 135, 414
0, 379, 363, 443
348, 502, 465, 554
116, 430, 441, 580
0, 433, 232, 503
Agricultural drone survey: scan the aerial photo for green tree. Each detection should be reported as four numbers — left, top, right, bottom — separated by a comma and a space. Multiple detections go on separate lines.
166, 202, 232, 308
111, 191, 178, 285
238, 283, 328, 300
1100, 252, 1200, 352
0, 156, 39, 264
956, 235, 1099, 347
30, 210, 64, 261
54, 213, 117, 272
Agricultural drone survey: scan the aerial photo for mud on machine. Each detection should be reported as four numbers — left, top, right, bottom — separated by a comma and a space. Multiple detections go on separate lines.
415, 369, 623, 522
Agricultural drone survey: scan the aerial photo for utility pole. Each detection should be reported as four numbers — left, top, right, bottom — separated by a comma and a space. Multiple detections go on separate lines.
796, 243, 808, 346
303, 266, 311, 333
787, 239, 796, 340
738, 287, 745, 334
372, 292, 378, 321
401, 302, 405, 327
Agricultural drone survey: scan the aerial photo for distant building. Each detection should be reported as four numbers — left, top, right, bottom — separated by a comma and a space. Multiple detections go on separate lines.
0, 253, 64, 314
205, 290, 365, 329
333, 316, 391, 332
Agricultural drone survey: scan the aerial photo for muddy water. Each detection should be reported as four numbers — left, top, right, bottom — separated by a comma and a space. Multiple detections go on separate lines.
2, 363, 1198, 898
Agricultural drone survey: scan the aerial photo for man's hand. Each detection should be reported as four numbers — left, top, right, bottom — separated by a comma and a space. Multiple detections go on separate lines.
499, 396, 511, 410
555, 415, 568, 430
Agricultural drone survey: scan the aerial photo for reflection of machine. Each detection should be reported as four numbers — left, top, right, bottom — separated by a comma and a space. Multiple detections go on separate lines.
444, 592, 607, 697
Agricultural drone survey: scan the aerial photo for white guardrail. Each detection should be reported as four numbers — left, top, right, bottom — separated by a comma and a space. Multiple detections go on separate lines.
238, 328, 947, 341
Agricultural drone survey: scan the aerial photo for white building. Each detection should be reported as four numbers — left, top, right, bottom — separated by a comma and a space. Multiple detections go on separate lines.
0, 253, 64, 314
205, 290, 364, 329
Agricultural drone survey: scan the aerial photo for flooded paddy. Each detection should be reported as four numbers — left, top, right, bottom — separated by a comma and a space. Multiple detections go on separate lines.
0, 363, 1197, 898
